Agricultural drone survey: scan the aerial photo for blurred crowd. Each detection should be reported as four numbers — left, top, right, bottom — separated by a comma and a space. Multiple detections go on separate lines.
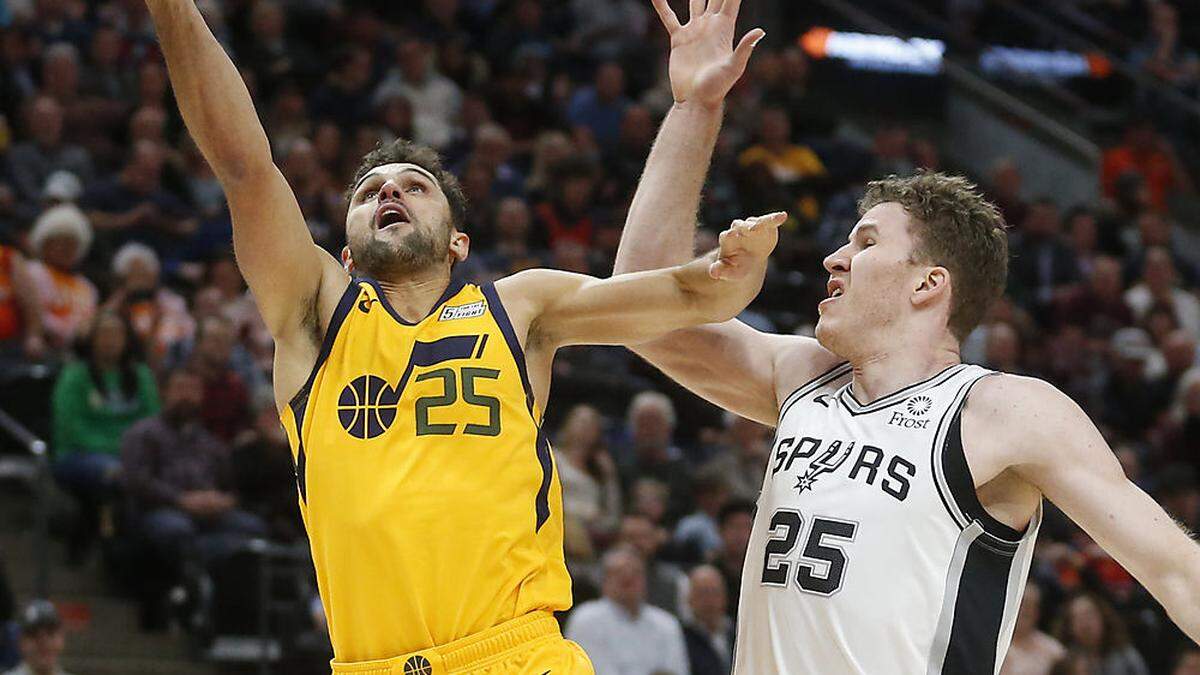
0, 0, 1199, 673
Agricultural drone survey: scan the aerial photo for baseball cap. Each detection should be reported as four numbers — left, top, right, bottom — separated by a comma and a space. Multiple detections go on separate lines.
18, 599, 61, 633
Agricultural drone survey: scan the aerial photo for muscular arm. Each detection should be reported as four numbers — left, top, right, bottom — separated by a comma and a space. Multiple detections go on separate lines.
145, 0, 344, 340
502, 214, 783, 351
980, 375, 1200, 641
613, 0, 836, 424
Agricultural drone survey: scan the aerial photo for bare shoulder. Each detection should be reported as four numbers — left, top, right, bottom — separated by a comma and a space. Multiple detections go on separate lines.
772, 336, 846, 402
965, 372, 1095, 465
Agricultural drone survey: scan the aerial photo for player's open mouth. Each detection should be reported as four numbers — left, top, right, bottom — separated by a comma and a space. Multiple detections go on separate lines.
375, 203, 411, 230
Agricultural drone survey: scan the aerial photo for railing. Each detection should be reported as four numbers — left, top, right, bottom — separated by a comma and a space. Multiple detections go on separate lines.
0, 406, 50, 598
811, 0, 1101, 165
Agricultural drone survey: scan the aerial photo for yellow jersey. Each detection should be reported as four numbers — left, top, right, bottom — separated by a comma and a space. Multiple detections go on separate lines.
280, 277, 572, 663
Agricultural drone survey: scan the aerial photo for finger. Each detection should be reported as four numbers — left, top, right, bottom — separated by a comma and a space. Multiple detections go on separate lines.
730, 28, 766, 73
720, 0, 743, 17
755, 210, 787, 228
688, 0, 704, 23
709, 258, 736, 280
650, 0, 682, 33
707, 0, 724, 15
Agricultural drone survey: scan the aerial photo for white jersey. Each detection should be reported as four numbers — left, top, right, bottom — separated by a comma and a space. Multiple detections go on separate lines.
735, 363, 1041, 675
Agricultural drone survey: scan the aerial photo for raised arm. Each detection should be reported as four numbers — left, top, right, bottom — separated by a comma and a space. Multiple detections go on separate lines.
976, 375, 1200, 642
145, 0, 344, 341
613, 0, 837, 424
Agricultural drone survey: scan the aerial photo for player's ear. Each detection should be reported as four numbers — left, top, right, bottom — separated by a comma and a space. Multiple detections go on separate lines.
341, 246, 355, 273
913, 265, 949, 307
449, 230, 470, 263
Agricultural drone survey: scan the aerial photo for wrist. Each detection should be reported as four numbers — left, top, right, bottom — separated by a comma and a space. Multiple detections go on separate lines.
672, 99, 724, 116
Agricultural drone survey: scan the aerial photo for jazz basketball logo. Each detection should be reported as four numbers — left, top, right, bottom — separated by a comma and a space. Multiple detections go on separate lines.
403, 655, 432, 675
338, 375, 401, 439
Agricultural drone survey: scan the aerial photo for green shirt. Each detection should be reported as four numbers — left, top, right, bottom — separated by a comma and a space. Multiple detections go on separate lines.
52, 360, 160, 457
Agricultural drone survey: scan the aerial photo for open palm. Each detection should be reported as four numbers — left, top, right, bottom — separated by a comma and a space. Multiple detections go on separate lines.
652, 0, 765, 106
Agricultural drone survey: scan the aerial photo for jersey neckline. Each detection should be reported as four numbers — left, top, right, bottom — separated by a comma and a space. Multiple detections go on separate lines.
836, 363, 970, 415
359, 276, 468, 326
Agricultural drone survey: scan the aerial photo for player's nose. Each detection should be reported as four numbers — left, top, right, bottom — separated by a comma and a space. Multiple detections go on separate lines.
823, 244, 850, 275
377, 179, 404, 202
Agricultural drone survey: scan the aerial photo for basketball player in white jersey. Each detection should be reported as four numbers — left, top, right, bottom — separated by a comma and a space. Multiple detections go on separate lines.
615, 0, 1200, 672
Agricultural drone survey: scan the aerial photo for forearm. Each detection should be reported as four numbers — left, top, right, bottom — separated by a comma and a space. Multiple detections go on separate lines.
674, 250, 765, 323
145, 0, 272, 182
614, 101, 723, 274
1155, 556, 1200, 643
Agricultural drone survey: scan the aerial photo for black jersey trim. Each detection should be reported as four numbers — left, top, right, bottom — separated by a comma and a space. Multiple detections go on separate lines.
285, 280, 360, 502
777, 362, 853, 423
837, 363, 968, 416
480, 282, 552, 531
363, 276, 467, 327
938, 535, 1018, 674
777, 361, 852, 413
941, 375, 1026, 544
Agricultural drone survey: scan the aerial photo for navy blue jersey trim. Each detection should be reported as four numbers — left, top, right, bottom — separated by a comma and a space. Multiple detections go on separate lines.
287, 280, 360, 411
480, 282, 551, 531
362, 276, 467, 326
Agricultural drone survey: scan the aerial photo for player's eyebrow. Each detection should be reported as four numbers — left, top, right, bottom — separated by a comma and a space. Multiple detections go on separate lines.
848, 223, 879, 242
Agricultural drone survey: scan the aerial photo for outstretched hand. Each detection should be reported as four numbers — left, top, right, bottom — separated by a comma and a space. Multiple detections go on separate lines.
651, 0, 766, 107
710, 212, 786, 280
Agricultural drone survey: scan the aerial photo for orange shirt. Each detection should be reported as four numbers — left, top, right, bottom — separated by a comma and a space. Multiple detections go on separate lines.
1101, 145, 1178, 211
28, 261, 97, 347
0, 246, 22, 341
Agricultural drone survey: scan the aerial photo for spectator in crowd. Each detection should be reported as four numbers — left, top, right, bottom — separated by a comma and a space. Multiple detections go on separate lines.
1175, 648, 1200, 675
120, 368, 266, 626
1053, 593, 1150, 675
673, 466, 730, 563
52, 310, 159, 563
81, 139, 196, 256
565, 546, 690, 675
984, 321, 1025, 374
557, 404, 622, 546
26, 204, 97, 352
1131, 1, 1200, 93
567, 62, 631, 148
231, 404, 303, 543
103, 242, 194, 365
2, 600, 73, 675
534, 157, 600, 250
618, 391, 693, 523
701, 413, 772, 502
1101, 119, 1192, 212
1008, 199, 1080, 322
187, 315, 253, 443
1056, 255, 1134, 337
5, 95, 93, 202
682, 565, 734, 675
709, 500, 754, 619
1101, 327, 1171, 439
0, 244, 46, 360
1002, 582, 1066, 675
737, 105, 827, 221
618, 514, 686, 616
987, 158, 1029, 230
372, 38, 463, 150
482, 197, 545, 276
1124, 247, 1200, 338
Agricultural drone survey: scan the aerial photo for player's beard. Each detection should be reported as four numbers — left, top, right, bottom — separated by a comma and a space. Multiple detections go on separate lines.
350, 221, 450, 280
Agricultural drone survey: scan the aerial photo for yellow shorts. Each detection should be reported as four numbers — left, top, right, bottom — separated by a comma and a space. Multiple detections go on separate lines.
330, 611, 594, 675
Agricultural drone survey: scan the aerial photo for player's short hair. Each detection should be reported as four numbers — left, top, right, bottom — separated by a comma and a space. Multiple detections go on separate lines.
859, 171, 1008, 342
347, 139, 469, 231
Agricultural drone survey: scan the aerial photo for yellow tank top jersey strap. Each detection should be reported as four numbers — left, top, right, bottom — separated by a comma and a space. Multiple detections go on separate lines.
279, 278, 572, 663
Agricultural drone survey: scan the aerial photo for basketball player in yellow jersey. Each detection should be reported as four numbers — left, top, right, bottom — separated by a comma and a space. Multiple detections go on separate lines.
145, 0, 771, 671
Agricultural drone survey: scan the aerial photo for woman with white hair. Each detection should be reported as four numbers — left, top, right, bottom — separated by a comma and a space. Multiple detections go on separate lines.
104, 242, 194, 363
26, 204, 98, 351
